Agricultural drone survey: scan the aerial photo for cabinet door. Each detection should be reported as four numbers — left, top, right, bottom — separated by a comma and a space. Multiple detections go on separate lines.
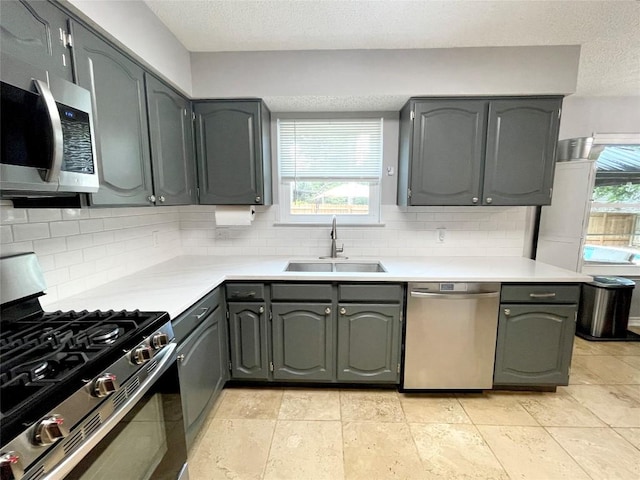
271, 303, 334, 381
494, 304, 577, 386
177, 304, 225, 449
410, 100, 487, 205
228, 302, 269, 379
337, 304, 401, 383
484, 98, 561, 206
145, 74, 196, 205
72, 23, 154, 206
194, 101, 264, 205
0, 0, 72, 81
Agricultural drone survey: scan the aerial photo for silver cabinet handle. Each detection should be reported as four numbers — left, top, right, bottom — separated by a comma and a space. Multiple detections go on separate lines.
177, 354, 185, 362
34, 80, 63, 183
195, 307, 209, 319
325, 307, 331, 314
529, 292, 557, 298
148, 195, 156, 203
339, 307, 346, 315
259, 306, 265, 313
158, 195, 165, 203
486, 197, 493, 204
472, 197, 479, 204
255, 196, 261, 203
504, 309, 511, 315
410, 291, 500, 300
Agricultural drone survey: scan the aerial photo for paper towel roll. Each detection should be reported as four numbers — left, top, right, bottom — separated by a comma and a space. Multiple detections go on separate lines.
214, 206, 256, 226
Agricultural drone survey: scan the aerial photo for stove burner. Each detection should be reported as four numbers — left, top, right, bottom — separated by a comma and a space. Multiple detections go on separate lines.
88, 324, 122, 345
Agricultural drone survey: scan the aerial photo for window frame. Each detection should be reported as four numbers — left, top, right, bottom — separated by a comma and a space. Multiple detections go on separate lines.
275, 113, 384, 225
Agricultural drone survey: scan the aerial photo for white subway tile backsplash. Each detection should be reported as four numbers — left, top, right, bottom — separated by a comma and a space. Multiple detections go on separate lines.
13, 223, 50, 241
79, 219, 105, 234
50, 221, 80, 237
27, 209, 62, 223
33, 237, 69, 255
0, 206, 28, 224
54, 250, 84, 268
0, 225, 13, 243
66, 234, 94, 251
62, 209, 90, 220
0, 240, 33, 256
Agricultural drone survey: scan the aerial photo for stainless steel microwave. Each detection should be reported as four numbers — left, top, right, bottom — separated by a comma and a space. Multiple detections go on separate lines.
0, 55, 99, 196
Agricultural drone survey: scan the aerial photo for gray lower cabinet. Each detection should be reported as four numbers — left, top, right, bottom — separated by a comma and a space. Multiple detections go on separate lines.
145, 74, 196, 205
337, 304, 401, 383
177, 300, 227, 449
398, 97, 561, 206
228, 302, 269, 379
494, 304, 577, 386
0, 0, 73, 82
271, 303, 334, 381
72, 22, 154, 206
194, 100, 272, 205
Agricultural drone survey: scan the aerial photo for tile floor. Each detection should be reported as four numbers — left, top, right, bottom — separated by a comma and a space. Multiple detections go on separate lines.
189, 333, 640, 479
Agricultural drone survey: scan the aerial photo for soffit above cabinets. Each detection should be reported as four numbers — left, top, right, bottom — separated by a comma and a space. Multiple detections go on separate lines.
144, 0, 640, 97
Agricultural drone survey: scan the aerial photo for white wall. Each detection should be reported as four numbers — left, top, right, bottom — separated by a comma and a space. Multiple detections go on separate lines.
63, 0, 192, 95
191, 46, 580, 110
559, 96, 640, 139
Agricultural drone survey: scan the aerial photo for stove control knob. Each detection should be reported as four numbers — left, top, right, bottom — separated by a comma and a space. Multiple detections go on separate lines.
93, 373, 119, 398
0, 451, 23, 480
152, 332, 169, 350
33, 415, 69, 446
131, 345, 153, 365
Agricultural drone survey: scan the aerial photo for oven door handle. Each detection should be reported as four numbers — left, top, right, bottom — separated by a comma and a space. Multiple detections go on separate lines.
43, 342, 178, 480
33, 79, 63, 184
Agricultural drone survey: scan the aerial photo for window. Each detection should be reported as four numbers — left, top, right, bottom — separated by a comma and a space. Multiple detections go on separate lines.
277, 117, 383, 224
583, 144, 640, 265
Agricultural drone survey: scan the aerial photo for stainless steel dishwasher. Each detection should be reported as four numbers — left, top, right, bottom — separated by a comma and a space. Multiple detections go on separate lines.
403, 282, 501, 390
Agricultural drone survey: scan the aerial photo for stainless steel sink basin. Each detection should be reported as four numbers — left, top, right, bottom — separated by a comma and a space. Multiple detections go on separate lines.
285, 262, 333, 272
285, 262, 386, 273
333, 262, 386, 272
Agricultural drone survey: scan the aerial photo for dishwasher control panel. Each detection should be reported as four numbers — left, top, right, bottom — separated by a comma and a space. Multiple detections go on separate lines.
439, 283, 468, 292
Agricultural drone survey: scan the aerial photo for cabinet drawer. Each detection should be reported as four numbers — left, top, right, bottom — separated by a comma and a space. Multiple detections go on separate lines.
338, 284, 403, 303
225, 283, 265, 301
501, 284, 580, 304
271, 283, 333, 301
173, 287, 222, 344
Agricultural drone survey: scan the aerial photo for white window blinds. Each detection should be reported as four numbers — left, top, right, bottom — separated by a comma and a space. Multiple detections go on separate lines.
278, 119, 383, 179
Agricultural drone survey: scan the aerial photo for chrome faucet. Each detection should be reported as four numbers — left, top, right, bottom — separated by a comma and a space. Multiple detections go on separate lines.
330, 215, 344, 258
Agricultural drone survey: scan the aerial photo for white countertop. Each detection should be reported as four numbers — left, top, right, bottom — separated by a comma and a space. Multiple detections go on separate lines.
46, 256, 592, 319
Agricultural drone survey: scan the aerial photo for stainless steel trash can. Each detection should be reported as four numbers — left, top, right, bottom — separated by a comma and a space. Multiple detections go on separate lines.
578, 276, 635, 338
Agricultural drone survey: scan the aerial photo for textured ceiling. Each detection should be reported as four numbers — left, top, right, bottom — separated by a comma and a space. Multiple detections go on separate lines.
145, 0, 640, 97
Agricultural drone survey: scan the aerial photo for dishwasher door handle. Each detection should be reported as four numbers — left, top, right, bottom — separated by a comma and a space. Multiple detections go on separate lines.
409, 291, 500, 300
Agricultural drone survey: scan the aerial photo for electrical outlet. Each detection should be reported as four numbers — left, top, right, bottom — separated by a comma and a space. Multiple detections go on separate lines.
436, 228, 446, 243
216, 229, 230, 240
152, 230, 159, 247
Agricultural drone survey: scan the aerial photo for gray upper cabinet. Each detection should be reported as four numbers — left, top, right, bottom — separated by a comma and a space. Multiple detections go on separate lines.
271, 303, 334, 382
145, 74, 196, 205
228, 302, 269, 380
72, 22, 154, 206
0, 0, 72, 82
408, 100, 488, 206
194, 100, 272, 205
484, 99, 561, 205
337, 304, 401, 383
398, 97, 562, 206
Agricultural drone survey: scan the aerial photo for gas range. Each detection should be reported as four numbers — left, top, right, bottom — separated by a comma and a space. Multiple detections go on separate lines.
0, 253, 184, 480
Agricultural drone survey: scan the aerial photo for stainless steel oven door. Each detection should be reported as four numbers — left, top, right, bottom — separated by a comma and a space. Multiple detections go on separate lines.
35, 343, 188, 480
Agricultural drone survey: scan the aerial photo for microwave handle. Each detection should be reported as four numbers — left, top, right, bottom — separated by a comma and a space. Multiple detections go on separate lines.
33, 79, 63, 183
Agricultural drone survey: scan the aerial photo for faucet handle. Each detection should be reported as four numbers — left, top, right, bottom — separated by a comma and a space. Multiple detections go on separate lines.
337, 244, 344, 253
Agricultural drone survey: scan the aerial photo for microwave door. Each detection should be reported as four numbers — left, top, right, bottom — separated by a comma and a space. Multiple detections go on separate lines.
0, 78, 63, 192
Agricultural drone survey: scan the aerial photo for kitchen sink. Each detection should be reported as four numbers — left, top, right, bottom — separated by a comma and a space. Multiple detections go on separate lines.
284, 262, 333, 272
285, 262, 386, 273
333, 262, 386, 272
